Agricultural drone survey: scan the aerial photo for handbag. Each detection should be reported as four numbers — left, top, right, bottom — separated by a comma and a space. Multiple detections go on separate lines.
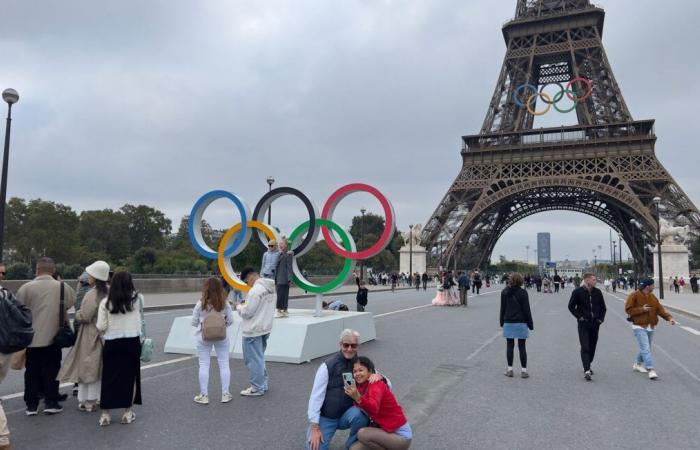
53, 282, 76, 348
137, 294, 153, 362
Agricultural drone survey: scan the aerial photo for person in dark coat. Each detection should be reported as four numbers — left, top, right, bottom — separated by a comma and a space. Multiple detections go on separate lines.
421, 273, 428, 291
275, 239, 294, 318
568, 272, 607, 381
499, 273, 534, 378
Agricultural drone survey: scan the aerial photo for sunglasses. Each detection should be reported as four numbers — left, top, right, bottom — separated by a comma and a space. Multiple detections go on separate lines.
341, 343, 358, 349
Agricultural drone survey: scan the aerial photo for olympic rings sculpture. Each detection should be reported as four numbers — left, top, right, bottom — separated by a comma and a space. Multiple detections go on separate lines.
188, 183, 396, 294
513, 77, 592, 115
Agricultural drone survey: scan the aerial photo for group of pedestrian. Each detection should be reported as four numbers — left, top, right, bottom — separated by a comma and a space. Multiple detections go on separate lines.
498, 271, 675, 382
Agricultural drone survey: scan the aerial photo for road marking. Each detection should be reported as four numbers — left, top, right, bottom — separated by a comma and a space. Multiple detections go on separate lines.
373, 290, 500, 319
679, 326, 700, 336
1, 356, 197, 402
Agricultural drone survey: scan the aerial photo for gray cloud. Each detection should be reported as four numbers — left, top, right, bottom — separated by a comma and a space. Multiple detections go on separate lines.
1, 0, 697, 262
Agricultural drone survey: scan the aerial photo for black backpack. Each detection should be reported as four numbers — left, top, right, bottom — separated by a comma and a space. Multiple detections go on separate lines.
0, 288, 34, 354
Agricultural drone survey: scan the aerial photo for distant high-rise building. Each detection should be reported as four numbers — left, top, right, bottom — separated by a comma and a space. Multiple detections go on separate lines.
537, 233, 551, 268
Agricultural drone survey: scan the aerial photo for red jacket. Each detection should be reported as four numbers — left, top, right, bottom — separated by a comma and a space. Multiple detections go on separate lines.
355, 381, 407, 433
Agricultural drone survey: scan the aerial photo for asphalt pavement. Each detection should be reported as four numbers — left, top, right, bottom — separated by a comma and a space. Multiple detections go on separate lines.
2, 285, 700, 449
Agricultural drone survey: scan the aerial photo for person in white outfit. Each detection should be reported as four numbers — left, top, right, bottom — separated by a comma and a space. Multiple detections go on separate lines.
191, 277, 234, 405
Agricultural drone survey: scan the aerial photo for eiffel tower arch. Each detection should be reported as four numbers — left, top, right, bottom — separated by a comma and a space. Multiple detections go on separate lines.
422, 0, 700, 273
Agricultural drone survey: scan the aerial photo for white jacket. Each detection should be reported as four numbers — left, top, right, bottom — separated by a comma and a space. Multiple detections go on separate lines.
238, 278, 276, 337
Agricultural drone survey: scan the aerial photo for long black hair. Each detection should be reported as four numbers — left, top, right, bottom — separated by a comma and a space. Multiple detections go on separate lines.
107, 271, 137, 314
354, 356, 376, 374
94, 279, 109, 299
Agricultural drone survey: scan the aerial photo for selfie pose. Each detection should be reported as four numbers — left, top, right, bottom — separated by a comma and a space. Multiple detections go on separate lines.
344, 356, 412, 450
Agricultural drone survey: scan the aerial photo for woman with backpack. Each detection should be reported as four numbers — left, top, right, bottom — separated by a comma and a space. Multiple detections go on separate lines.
499, 273, 534, 378
191, 276, 234, 405
96, 271, 145, 426
58, 260, 110, 412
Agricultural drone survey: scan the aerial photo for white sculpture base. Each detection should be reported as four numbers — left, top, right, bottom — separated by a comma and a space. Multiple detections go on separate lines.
164, 309, 376, 364
399, 246, 427, 275
653, 244, 690, 284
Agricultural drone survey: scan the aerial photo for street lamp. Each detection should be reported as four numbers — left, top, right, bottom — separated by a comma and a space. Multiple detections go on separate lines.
266, 176, 274, 225
653, 196, 664, 299
0, 88, 19, 260
360, 208, 366, 280
409, 224, 413, 276
612, 241, 617, 267
618, 233, 623, 268
525, 245, 529, 264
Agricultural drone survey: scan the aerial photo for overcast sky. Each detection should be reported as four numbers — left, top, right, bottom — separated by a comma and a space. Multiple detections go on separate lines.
2, 0, 698, 263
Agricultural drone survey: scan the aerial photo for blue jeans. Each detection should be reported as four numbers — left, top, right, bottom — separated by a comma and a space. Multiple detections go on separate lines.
634, 328, 655, 369
242, 334, 269, 392
306, 406, 368, 450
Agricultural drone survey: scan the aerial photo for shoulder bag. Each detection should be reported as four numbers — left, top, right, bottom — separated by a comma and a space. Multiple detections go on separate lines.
138, 293, 153, 362
53, 282, 76, 348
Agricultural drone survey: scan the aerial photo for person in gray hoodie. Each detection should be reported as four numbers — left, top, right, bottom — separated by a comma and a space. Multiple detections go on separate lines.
237, 268, 276, 397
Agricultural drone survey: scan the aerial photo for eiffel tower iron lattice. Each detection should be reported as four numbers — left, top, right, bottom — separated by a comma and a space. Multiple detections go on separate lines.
422, 0, 700, 273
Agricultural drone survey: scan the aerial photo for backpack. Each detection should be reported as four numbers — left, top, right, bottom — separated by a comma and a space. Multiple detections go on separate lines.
0, 288, 35, 354
201, 309, 226, 341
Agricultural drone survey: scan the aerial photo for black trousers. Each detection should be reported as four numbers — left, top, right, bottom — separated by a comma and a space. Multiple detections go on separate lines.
692, 284, 698, 293
506, 339, 527, 368
276, 284, 290, 310
24, 345, 62, 408
577, 322, 600, 372
422, 280, 427, 290
554, 283, 560, 293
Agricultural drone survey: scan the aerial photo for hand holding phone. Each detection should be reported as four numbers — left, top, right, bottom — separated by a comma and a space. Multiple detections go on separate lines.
342, 372, 355, 386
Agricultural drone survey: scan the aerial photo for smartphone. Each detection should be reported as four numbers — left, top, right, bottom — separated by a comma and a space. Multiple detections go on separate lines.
342, 372, 355, 386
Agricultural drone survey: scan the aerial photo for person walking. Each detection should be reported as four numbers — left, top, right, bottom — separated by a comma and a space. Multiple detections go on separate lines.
690, 274, 699, 294
17, 257, 76, 416
457, 271, 470, 307
345, 356, 412, 450
260, 239, 280, 279
567, 273, 607, 381
237, 268, 276, 396
553, 273, 561, 293
499, 273, 533, 378
472, 270, 482, 294
421, 273, 428, 291
96, 271, 144, 426
275, 238, 294, 318
191, 276, 234, 405
624, 278, 676, 380
356, 280, 368, 312
58, 261, 110, 412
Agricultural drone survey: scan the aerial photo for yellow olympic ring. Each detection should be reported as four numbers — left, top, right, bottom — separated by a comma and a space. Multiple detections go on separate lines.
526, 92, 552, 116
217, 220, 280, 292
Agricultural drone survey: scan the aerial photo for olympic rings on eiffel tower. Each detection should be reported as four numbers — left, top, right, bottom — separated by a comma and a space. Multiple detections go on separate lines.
513, 77, 593, 115
188, 183, 395, 292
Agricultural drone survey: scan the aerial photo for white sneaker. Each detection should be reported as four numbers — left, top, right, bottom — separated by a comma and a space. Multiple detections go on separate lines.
274, 311, 286, 318
240, 386, 263, 397
632, 363, 648, 373
193, 393, 209, 404
221, 392, 233, 403
648, 370, 658, 380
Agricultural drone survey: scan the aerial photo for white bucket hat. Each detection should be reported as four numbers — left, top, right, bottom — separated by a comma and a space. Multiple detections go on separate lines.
85, 260, 110, 282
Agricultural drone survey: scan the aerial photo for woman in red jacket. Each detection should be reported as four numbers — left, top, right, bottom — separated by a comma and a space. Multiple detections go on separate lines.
344, 356, 412, 449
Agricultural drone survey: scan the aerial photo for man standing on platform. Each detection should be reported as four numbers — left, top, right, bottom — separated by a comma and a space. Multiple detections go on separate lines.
237, 268, 276, 397
275, 238, 294, 318
568, 273, 607, 382
260, 239, 280, 279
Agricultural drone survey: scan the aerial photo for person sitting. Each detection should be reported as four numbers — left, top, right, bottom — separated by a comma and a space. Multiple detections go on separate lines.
323, 300, 349, 311
344, 356, 412, 450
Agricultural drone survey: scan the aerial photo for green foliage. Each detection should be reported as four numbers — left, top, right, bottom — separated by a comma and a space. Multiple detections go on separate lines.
488, 260, 539, 275
120, 204, 172, 253
347, 213, 401, 271
6, 262, 32, 280
79, 209, 130, 263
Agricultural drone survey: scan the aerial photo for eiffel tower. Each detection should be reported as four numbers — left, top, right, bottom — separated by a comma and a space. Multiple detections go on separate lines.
422, 0, 700, 272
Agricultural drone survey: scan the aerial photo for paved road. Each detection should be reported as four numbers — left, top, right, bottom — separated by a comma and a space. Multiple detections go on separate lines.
2, 286, 700, 449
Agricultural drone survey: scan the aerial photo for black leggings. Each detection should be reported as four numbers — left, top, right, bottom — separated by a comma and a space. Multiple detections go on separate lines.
506, 338, 527, 368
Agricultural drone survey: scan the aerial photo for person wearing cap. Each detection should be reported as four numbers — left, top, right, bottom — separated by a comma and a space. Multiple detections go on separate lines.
17, 257, 76, 416
624, 278, 676, 380
260, 239, 280, 279
58, 261, 110, 412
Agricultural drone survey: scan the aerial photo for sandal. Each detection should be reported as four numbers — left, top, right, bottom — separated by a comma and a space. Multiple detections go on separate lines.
99, 414, 111, 426
120, 410, 136, 424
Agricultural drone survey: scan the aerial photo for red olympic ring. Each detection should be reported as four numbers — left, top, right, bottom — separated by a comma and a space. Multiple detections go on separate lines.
565, 77, 593, 102
321, 183, 396, 260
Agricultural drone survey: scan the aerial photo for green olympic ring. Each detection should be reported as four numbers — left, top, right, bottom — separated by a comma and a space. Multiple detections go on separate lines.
288, 218, 356, 294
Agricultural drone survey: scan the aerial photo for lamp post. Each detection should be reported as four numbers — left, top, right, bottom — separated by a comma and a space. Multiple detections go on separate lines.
409, 224, 413, 276
0, 89, 19, 260
653, 196, 664, 299
612, 241, 617, 267
266, 176, 274, 225
360, 208, 366, 280
525, 245, 529, 264
618, 233, 623, 271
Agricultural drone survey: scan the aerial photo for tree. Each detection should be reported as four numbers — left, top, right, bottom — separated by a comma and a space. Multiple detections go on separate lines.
347, 213, 402, 271
133, 247, 158, 273
79, 209, 130, 263
121, 204, 172, 253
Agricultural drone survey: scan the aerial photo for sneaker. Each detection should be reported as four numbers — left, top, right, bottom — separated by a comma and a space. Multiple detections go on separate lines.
43, 404, 64, 415
221, 392, 233, 403
521, 371, 530, 379
274, 311, 286, 319
589, 369, 594, 376
632, 363, 648, 373
57, 393, 68, 402
25, 407, 38, 416
584, 371, 592, 381
193, 393, 209, 404
283, 311, 290, 317
648, 370, 658, 380
504, 369, 514, 378
240, 386, 264, 396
